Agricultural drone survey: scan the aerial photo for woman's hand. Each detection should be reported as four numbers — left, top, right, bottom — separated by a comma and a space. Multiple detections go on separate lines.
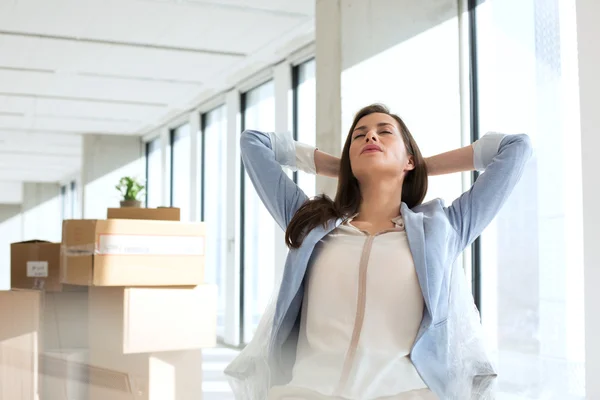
314, 149, 341, 178
424, 145, 475, 176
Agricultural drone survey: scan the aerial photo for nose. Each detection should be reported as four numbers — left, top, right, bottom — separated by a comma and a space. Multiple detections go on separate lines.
365, 131, 378, 142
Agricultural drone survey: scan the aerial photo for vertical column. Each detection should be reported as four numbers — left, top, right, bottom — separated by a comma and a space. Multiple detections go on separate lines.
575, 0, 600, 397
315, 0, 342, 198
558, 0, 585, 390
21, 183, 61, 241
0, 205, 22, 290
160, 127, 171, 207
224, 89, 241, 346
273, 62, 292, 283
189, 112, 200, 222
81, 134, 143, 219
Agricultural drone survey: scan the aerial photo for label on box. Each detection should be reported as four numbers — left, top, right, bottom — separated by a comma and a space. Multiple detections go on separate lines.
27, 261, 49, 277
97, 235, 205, 256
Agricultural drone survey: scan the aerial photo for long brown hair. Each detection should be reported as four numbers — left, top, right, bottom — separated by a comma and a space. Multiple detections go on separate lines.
285, 104, 428, 248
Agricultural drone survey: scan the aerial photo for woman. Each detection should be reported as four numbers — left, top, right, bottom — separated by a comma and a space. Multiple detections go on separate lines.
225, 104, 532, 399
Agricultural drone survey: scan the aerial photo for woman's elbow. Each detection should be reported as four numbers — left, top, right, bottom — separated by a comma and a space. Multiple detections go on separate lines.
515, 133, 533, 160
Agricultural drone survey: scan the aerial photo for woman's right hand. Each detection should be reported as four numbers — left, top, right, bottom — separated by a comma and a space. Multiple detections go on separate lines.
314, 149, 341, 178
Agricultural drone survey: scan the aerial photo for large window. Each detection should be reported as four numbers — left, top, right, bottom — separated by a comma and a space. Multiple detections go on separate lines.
473, 1, 584, 398
171, 123, 192, 221
201, 105, 227, 339
145, 137, 162, 208
70, 181, 77, 218
60, 181, 76, 220
341, 7, 463, 208
293, 59, 317, 198
241, 81, 276, 343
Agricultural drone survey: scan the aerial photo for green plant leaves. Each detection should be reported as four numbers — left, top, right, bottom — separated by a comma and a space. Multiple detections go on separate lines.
116, 176, 145, 201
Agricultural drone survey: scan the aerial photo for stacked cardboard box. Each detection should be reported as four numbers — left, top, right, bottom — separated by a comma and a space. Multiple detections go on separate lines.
9, 240, 88, 400
0, 289, 42, 400
2, 207, 217, 400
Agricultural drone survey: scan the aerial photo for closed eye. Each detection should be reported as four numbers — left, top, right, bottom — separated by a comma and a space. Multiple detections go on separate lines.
353, 134, 366, 140
379, 130, 392, 135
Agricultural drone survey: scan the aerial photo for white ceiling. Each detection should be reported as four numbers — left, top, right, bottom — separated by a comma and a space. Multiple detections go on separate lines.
0, 0, 315, 184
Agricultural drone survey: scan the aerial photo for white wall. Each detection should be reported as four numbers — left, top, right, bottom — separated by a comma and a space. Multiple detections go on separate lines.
21, 183, 62, 242
0, 205, 22, 290
575, 0, 600, 397
0, 183, 61, 290
315, 0, 461, 198
0, 182, 23, 204
81, 134, 143, 219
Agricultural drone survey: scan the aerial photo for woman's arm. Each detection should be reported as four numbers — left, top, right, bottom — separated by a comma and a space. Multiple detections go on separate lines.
444, 132, 533, 251
240, 130, 309, 230
314, 149, 341, 178
424, 145, 475, 176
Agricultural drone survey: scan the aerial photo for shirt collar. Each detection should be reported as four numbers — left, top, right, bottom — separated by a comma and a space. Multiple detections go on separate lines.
344, 213, 405, 228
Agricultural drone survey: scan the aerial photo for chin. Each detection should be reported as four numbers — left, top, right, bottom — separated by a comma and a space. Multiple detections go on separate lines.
354, 164, 403, 181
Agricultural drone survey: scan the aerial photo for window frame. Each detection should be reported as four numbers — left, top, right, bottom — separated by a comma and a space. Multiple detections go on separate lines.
467, 0, 483, 312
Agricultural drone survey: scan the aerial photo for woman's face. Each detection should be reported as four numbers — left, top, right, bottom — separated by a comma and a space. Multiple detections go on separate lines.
348, 112, 414, 183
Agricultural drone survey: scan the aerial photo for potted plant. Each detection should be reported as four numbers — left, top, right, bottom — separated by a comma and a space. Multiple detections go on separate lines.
116, 177, 145, 208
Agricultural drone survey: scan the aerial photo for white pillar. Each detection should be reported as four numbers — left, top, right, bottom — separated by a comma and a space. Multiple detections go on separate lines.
575, 0, 600, 397
0, 205, 22, 290
160, 127, 171, 207
189, 112, 200, 222
315, 0, 342, 198
224, 89, 242, 346
81, 134, 143, 219
21, 183, 61, 241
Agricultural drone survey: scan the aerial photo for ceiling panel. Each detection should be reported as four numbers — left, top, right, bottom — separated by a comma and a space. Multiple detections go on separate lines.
0, 69, 198, 104
182, 0, 315, 15
31, 117, 142, 135
30, 98, 162, 122
153, 6, 309, 53
0, 153, 80, 169
0, 35, 237, 82
0, 0, 315, 187
0, 132, 82, 155
0, 0, 311, 52
0, 169, 75, 183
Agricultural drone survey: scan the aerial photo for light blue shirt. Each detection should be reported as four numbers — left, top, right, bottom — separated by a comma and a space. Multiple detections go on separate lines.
225, 129, 533, 399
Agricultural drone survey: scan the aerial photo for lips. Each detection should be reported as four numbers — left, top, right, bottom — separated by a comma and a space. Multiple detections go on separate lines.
361, 144, 382, 154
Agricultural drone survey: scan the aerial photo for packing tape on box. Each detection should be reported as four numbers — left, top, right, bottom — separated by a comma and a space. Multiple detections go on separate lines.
2, 350, 138, 395
40, 353, 137, 394
63, 235, 205, 256
60, 244, 95, 285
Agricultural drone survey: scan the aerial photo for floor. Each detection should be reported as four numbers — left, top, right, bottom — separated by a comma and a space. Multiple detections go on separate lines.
203, 347, 239, 400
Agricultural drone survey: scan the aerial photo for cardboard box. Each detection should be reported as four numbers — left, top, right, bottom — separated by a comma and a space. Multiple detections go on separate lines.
88, 349, 203, 400
11, 240, 62, 292
0, 289, 41, 400
40, 349, 89, 400
39, 291, 88, 400
89, 285, 217, 355
107, 207, 181, 221
42, 291, 88, 351
61, 219, 205, 286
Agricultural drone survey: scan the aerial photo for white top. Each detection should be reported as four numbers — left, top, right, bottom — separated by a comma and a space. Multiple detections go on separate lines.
287, 215, 427, 400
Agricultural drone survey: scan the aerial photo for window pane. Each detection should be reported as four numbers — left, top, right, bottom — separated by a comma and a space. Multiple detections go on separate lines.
60, 185, 68, 220
202, 105, 228, 339
296, 59, 317, 198
341, 10, 463, 207
475, 0, 584, 398
171, 123, 191, 222
146, 138, 162, 208
70, 181, 77, 218
242, 81, 276, 343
